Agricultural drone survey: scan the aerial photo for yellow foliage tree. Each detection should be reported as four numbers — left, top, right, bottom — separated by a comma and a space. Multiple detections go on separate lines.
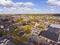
21, 25, 30, 31
25, 29, 31, 34
38, 26, 47, 29
21, 36, 28, 42
41, 26, 46, 29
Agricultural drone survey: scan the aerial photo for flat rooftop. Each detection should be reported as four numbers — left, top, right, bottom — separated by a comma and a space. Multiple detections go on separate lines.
50, 24, 60, 29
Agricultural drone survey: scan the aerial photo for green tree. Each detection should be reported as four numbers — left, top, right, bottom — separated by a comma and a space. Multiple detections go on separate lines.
13, 30, 19, 35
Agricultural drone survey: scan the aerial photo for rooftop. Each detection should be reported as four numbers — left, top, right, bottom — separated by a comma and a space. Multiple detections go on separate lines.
50, 24, 60, 29
38, 30, 59, 42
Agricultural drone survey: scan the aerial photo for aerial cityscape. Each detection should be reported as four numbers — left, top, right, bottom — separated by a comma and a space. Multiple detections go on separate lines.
0, 0, 60, 45
0, 14, 60, 45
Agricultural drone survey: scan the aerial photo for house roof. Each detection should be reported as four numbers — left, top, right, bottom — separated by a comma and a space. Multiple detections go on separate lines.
48, 27, 60, 33
18, 31, 25, 37
0, 33, 3, 37
38, 31, 59, 42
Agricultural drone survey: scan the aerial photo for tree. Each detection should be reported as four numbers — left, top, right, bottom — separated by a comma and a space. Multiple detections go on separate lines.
13, 30, 19, 35
21, 27, 26, 31
21, 36, 28, 42
41, 26, 47, 29
25, 29, 31, 34
21, 25, 30, 31
0, 30, 4, 34
14, 35, 20, 40
38, 26, 47, 29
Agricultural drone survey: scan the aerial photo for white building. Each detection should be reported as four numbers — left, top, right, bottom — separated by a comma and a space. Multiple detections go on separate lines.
35, 22, 40, 27
0, 25, 4, 29
50, 23, 60, 29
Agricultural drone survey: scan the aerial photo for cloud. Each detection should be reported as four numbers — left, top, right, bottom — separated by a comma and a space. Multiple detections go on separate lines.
0, 0, 38, 14
47, 0, 60, 6
24, 2, 35, 7
47, 0, 60, 11
0, 0, 13, 6
0, 0, 35, 7
0, 6, 41, 14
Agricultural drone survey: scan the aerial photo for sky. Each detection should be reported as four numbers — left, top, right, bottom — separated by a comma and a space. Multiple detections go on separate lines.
0, 0, 60, 14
